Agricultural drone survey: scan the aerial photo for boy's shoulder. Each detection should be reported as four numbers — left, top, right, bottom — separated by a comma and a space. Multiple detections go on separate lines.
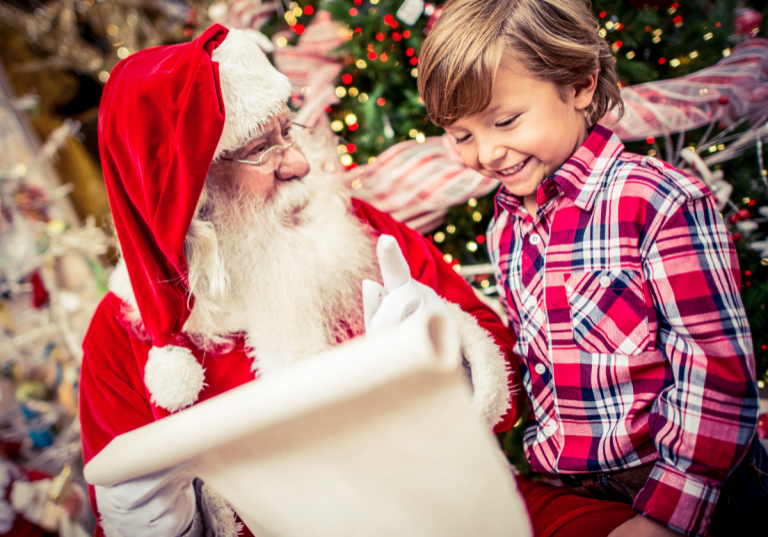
607, 150, 712, 206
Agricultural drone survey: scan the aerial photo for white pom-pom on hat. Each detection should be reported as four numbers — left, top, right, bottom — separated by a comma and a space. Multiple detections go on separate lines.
144, 345, 206, 412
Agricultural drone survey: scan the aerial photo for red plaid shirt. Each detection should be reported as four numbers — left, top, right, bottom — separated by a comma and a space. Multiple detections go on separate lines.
487, 125, 758, 536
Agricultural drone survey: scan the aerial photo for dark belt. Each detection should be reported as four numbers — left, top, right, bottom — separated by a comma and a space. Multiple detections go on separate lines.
559, 462, 656, 504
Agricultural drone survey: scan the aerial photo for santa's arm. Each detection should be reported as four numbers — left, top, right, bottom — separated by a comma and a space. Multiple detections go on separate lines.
80, 295, 202, 537
352, 199, 524, 432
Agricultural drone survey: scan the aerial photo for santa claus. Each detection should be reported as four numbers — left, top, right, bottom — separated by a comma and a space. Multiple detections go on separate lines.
80, 24, 524, 536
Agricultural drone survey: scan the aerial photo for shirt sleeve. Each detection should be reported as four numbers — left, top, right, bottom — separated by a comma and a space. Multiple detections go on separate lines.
635, 194, 759, 536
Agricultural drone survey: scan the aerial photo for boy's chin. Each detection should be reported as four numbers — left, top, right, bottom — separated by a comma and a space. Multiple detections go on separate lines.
499, 178, 543, 200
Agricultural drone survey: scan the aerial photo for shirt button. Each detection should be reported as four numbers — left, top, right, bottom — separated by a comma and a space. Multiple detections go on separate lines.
529, 234, 541, 245
599, 275, 612, 288
543, 421, 558, 437
534, 363, 547, 375
526, 296, 537, 309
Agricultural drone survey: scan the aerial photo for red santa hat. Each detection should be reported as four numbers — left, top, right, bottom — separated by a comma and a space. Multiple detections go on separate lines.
99, 24, 291, 412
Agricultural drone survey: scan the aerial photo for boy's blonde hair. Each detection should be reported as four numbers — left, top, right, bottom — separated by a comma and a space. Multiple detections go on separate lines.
418, 0, 623, 128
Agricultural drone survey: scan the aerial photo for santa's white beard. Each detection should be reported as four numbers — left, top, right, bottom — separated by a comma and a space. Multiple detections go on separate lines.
184, 169, 380, 377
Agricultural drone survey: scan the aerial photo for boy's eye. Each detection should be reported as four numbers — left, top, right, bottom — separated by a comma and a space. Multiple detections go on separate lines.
454, 134, 471, 144
495, 116, 519, 128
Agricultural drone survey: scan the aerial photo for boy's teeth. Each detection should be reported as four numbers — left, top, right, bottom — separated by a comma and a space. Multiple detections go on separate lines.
501, 158, 527, 175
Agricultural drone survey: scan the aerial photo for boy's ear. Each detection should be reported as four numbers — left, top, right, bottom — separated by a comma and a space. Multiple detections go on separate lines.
573, 72, 599, 111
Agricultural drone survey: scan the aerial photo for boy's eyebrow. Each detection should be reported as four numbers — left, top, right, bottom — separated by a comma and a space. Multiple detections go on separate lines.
485, 103, 502, 116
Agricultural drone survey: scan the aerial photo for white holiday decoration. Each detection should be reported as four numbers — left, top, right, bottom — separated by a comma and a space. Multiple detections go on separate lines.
736, 220, 759, 234
749, 239, 768, 257
679, 148, 734, 211
397, 0, 425, 26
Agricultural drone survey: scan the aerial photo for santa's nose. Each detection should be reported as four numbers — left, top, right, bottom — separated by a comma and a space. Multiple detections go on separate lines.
275, 146, 310, 181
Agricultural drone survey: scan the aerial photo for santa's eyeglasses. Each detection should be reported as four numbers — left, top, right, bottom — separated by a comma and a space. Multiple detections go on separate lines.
219, 123, 312, 174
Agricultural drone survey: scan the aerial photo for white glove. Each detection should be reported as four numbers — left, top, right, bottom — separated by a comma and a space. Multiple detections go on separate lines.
363, 235, 461, 342
95, 462, 196, 537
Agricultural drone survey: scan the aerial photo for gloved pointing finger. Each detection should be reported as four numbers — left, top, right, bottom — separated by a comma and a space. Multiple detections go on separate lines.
377, 235, 411, 292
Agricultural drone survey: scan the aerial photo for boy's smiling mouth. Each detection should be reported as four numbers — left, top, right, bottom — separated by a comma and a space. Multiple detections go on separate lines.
495, 155, 532, 180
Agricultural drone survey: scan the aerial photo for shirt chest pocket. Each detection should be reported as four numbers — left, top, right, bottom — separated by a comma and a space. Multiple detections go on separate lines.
565, 269, 652, 356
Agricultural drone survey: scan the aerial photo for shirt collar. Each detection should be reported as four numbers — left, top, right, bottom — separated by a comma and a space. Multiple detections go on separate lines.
493, 124, 624, 218
551, 124, 624, 212
494, 185, 522, 219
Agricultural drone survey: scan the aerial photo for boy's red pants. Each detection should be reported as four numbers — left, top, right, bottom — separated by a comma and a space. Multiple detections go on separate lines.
516, 475, 637, 537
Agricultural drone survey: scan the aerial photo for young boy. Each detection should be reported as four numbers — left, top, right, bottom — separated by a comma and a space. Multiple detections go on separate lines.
419, 1, 763, 536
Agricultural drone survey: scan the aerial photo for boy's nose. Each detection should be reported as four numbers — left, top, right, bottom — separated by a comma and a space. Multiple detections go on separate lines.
476, 142, 508, 171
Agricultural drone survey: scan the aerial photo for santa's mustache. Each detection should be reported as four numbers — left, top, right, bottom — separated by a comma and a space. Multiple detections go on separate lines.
205, 173, 318, 229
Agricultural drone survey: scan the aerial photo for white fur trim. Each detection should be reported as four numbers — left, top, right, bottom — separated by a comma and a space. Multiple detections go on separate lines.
182, 511, 204, 537
108, 258, 138, 310
201, 483, 243, 537
212, 28, 292, 160
443, 301, 512, 428
108, 259, 147, 338
145, 345, 206, 412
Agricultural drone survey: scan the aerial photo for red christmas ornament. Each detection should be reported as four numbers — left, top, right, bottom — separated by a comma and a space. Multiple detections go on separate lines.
718, 95, 729, 105
728, 214, 741, 223
30, 270, 49, 309
738, 208, 751, 220
734, 8, 763, 37
425, 4, 445, 35
732, 232, 743, 241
